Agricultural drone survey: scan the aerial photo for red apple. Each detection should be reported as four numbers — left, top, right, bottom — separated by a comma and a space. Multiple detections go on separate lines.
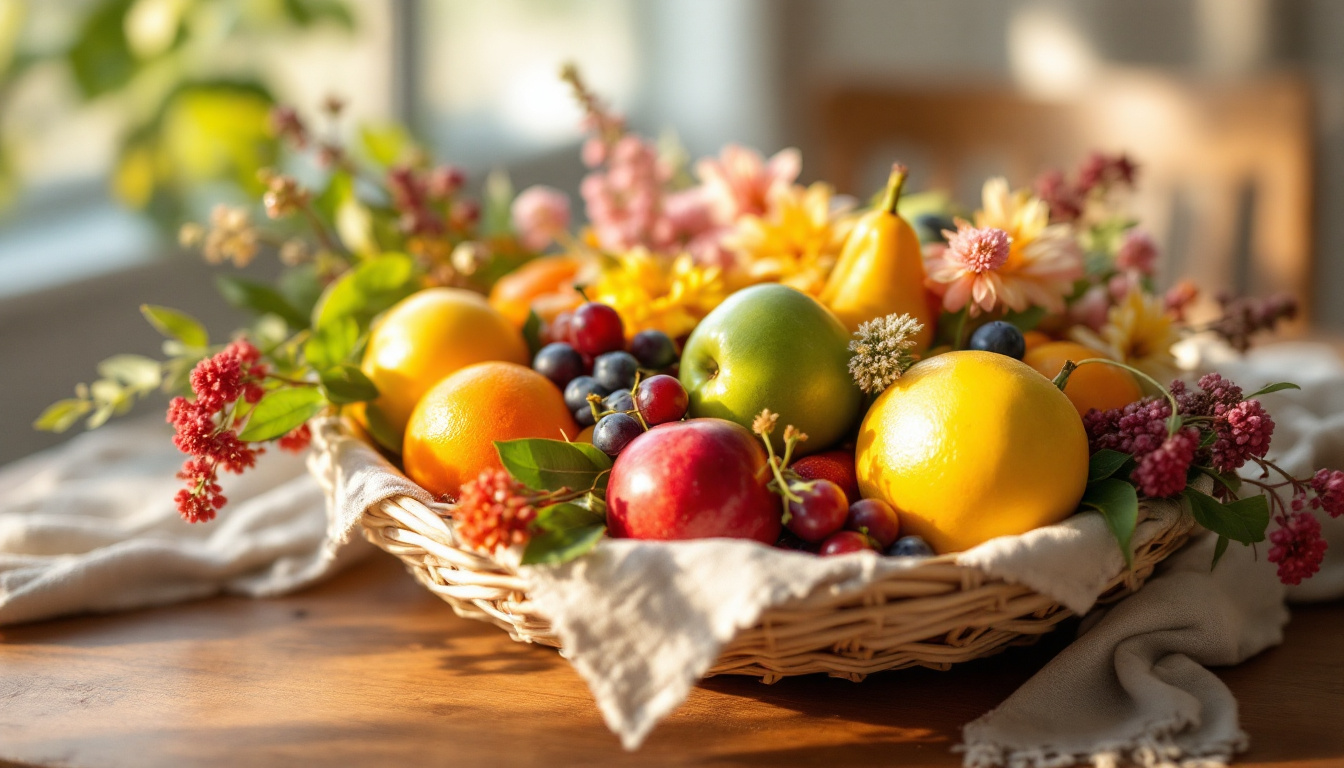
607, 419, 780, 543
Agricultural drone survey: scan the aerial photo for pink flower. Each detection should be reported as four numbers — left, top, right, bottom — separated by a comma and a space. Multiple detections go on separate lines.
511, 186, 571, 251
924, 223, 1011, 315
454, 469, 539, 552
1164, 280, 1199, 321
1116, 229, 1159, 276
1130, 427, 1199, 498
1070, 284, 1112, 331
1311, 469, 1344, 518
695, 145, 801, 226
1268, 511, 1328, 585
663, 187, 716, 240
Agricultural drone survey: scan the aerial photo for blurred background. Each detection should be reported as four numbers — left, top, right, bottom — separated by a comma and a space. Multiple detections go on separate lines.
2, 0, 1342, 463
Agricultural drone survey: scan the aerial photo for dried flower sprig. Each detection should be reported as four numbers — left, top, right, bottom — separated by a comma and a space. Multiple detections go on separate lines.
848, 313, 924, 395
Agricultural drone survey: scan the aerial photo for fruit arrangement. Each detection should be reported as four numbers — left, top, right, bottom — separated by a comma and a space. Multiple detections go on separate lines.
39, 66, 1340, 589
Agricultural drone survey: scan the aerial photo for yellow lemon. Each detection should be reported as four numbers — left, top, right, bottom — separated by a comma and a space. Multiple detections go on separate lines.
855, 350, 1089, 553
356, 288, 529, 451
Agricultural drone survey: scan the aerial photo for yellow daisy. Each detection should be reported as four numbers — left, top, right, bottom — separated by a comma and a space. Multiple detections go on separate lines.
1071, 289, 1180, 382
722, 182, 853, 295
590, 249, 727, 340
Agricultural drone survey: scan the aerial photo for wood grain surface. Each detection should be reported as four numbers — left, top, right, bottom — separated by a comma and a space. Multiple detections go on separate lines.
0, 553, 1338, 768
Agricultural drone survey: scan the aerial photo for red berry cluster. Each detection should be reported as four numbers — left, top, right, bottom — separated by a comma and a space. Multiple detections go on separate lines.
386, 164, 474, 239
453, 469, 540, 552
167, 340, 310, 523
168, 340, 268, 523
1204, 291, 1299, 353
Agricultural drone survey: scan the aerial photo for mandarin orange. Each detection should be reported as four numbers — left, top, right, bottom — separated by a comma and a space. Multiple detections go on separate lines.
1023, 341, 1143, 416
403, 362, 580, 499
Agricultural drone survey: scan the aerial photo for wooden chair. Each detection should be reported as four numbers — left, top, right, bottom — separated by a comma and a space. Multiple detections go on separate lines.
816, 72, 1315, 321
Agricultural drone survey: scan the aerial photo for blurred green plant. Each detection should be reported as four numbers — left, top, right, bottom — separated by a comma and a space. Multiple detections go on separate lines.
0, 0, 353, 224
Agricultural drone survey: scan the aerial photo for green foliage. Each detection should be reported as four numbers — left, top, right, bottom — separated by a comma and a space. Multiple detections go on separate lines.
522, 310, 544, 358
1245, 382, 1302, 398
216, 275, 310, 330
304, 317, 361, 372
1082, 477, 1140, 568
238, 387, 327, 441
141, 305, 208, 349
522, 520, 606, 566
481, 169, 515, 237
1088, 449, 1131, 483
311, 253, 420, 331
66, 0, 139, 99
1184, 488, 1269, 546
494, 438, 613, 494
318, 364, 379, 404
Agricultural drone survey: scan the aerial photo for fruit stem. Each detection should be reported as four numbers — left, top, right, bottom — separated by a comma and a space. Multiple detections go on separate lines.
1060, 358, 1183, 436
879, 163, 909, 216
629, 372, 649, 431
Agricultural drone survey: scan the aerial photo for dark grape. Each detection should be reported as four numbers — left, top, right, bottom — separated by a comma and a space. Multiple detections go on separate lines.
532, 342, 584, 389
593, 351, 640, 391
629, 329, 677, 370
593, 413, 644, 457
564, 375, 610, 414
603, 388, 635, 414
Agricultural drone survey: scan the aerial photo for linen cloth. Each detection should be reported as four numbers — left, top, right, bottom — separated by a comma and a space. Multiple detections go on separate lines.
1, 344, 1341, 765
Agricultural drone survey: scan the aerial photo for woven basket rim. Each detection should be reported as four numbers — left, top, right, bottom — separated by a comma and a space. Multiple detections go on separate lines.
327, 419, 1196, 678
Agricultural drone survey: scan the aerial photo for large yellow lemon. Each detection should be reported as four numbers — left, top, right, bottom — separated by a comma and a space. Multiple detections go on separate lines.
356, 288, 529, 451
855, 350, 1089, 553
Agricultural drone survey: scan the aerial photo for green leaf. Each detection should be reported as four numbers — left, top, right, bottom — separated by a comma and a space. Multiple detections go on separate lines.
279, 264, 324, 319
66, 0, 138, 99
216, 275, 309, 329
1211, 535, 1230, 570
358, 122, 413, 166
534, 502, 605, 531
522, 310, 543, 358
521, 523, 605, 566
96, 354, 162, 391
305, 317, 360, 371
494, 438, 612, 493
311, 253, 419, 331
281, 0, 356, 30
1245, 382, 1301, 399
34, 399, 94, 433
319, 364, 379, 404
481, 169, 514, 236
1184, 488, 1269, 545
1088, 449, 1131, 482
238, 387, 326, 441
141, 305, 208, 348
1081, 477, 1140, 568
1199, 466, 1242, 495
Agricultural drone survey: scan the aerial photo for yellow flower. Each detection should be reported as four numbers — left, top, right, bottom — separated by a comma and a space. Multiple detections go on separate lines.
970, 178, 1082, 313
722, 182, 853, 295
1071, 289, 1180, 382
590, 249, 727, 339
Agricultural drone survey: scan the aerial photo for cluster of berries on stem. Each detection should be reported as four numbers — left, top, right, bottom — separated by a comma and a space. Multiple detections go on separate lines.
1073, 362, 1341, 585
166, 340, 311, 523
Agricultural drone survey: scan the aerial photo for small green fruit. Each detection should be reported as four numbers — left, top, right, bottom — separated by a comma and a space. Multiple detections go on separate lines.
679, 284, 863, 455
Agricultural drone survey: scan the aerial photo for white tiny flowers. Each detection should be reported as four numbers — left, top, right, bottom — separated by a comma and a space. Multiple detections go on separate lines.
848, 313, 924, 395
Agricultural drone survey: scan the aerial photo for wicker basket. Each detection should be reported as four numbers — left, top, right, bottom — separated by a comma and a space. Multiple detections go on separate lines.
358, 469, 1195, 682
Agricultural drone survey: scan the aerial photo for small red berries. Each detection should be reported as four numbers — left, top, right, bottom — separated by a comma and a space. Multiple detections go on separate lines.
784, 479, 849, 543
819, 530, 878, 556
570, 302, 626, 356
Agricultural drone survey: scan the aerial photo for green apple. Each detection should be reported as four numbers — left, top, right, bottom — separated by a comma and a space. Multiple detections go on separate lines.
679, 284, 863, 455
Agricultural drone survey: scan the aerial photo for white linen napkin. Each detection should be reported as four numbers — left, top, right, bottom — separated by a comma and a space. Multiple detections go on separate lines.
0, 420, 368, 625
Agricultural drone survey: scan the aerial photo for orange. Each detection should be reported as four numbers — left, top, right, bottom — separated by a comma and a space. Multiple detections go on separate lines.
404, 362, 580, 499
356, 288, 528, 451
1022, 330, 1052, 353
488, 254, 594, 326
1023, 341, 1143, 417
856, 351, 1088, 553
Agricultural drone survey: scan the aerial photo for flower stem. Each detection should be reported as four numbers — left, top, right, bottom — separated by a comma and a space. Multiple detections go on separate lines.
1057, 357, 1182, 436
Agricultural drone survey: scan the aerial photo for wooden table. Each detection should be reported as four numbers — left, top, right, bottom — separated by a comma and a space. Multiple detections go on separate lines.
0, 553, 1339, 768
